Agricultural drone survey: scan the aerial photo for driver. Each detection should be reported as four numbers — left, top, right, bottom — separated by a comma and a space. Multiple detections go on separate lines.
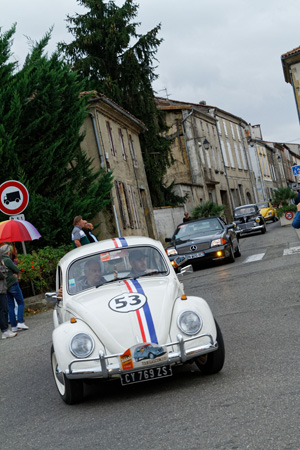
75, 259, 106, 292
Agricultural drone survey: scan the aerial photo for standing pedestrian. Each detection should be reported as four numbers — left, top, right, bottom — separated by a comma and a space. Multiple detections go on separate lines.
0, 246, 17, 339
82, 222, 98, 243
183, 212, 190, 223
1, 244, 28, 331
72, 216, 90, 248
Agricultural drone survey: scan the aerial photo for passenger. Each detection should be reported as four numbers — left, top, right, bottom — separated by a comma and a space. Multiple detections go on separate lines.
129, 250, 157, 278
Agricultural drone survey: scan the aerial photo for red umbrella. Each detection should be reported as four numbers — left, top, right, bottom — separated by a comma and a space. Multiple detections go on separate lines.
0, 219, 41, 243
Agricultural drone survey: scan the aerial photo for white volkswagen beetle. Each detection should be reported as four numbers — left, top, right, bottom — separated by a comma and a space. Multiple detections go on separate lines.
46, 236, 225, 404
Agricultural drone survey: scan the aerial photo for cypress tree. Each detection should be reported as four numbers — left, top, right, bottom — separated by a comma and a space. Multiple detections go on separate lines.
0, 26, 113, 246
59, 0, 185, 207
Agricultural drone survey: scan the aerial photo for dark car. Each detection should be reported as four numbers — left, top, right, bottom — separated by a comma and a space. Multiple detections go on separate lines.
233, 204, 266, 236
165, 216, 241, 269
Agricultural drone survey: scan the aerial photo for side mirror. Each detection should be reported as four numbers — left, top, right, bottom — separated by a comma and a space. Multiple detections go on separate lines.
177, 264, 193, 276
45, 292, 61, 304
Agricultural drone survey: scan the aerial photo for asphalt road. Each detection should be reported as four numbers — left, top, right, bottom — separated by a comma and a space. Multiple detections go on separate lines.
1, 220, 300, 450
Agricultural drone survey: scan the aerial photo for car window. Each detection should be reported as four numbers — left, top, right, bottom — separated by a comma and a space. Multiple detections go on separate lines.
257, 202, 269, 208
234, 207, 256, 216
175, 219, 222, 239
67, 246, 169, 295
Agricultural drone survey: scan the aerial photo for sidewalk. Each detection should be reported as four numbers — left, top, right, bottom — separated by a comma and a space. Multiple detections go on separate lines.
275, 220, 300, 245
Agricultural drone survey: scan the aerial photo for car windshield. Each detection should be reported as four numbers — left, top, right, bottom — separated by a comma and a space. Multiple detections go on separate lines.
257, 202, 269, 209
67, 245, 169, 295
174, 218, 223, 241
234, 207, 256, 217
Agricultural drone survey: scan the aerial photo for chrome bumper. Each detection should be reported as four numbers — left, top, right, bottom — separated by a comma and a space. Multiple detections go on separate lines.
66, 333, 218, 379
237, 224, 264, 234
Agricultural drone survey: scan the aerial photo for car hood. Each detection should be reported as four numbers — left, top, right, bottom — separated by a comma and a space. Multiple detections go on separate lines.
65, 277, 179, 354
259, 207, 272, 216
174, 231, 222, 246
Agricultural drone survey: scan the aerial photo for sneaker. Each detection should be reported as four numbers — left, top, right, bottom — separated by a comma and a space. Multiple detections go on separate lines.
2, 329, 18, 339
17, 322, 29, 330
11, 327, 18, 332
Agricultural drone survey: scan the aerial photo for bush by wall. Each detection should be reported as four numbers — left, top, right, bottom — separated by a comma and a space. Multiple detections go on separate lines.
18, 245, 72, 295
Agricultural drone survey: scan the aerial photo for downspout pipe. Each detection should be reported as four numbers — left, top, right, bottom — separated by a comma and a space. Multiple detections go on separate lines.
89, 112, 105, 169
239, 123, 257, 203
181, 109, 196, 184
214, 111, 234, 214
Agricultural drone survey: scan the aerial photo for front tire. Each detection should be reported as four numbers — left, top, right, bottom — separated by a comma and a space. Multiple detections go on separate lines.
51, 345, 84, 404
195, 320, 225, 375
227, 244, 235, 263
261, 224, 266, 234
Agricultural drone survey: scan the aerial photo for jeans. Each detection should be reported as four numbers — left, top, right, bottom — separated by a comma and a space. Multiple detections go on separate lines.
0, 293, 9, 332
7, 282, 25, 327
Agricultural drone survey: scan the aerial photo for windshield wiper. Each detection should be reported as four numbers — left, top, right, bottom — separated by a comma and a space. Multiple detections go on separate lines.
134, 270, 168, 280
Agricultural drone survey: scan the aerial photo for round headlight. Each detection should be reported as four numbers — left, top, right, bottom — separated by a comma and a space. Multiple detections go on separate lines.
70, 333, 94, 358
178, 311, 202, 336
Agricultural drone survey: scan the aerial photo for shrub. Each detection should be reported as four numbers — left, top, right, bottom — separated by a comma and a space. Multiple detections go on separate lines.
18, 244, 72, 295
275, 204, 297, 218
191, 201, 225, 219
272, 187, 297, 206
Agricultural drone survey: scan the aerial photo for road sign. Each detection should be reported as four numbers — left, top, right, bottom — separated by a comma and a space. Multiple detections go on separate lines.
0, 180, 29, 215
292, 165, 300, 176
285, 211, 294, 220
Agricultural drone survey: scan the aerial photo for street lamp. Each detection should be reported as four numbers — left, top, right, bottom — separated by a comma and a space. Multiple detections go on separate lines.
203, 138, 210, 150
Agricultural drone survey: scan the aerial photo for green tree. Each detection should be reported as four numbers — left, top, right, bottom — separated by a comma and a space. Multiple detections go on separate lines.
0, 26, 113, 246
272, 187, 296, 206
191, 201, 225, 219
59, 0, 185, 207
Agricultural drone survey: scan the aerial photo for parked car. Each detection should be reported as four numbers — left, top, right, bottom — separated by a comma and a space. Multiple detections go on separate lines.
233, 204, 266, 236
256, 201, 278, 222
165, 216, 241, 269
46, 236, 225, 404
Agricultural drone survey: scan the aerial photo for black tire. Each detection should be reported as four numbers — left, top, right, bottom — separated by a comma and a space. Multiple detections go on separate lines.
195, 320, 225, 375
51, 345, 84, 405
227, 244, 235, 263
261, 224, 266, 234
234, 240, 241, 257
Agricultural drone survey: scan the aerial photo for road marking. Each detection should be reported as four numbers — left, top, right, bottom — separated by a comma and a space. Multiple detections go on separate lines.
243, 253, 265, 263
283, 246, 300, 256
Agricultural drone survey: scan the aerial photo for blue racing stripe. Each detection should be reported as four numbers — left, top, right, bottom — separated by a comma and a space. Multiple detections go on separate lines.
119, 237, 128, 247
131, 279, 158, 344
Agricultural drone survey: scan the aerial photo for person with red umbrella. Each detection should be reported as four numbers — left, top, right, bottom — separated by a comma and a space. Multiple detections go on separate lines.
1, 244, 29, 332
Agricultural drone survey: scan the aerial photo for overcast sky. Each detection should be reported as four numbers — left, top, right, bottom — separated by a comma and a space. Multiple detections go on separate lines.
2, 0, 300, 144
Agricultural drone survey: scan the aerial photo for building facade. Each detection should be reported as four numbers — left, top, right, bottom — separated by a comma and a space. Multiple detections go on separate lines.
156, 97, 258, 221
81, 92, 157, 239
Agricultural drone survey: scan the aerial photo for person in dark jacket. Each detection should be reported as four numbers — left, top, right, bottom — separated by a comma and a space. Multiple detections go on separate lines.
292, 202, 300, 228
0, 246, 17, 339
1, 244, 28, 332
82, 221, 98, 243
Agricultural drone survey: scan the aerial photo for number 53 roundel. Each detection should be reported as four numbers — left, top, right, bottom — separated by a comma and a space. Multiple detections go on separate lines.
109, 292, 147, 313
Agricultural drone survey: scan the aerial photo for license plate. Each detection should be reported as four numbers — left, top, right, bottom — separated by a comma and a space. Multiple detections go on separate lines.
187, 252, 205, 259
120, 365, 172, 385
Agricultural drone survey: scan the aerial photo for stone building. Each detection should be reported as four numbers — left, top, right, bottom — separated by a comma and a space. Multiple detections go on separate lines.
281, 46, 300, 124
155, 97, 258, 221
81, 92, 157, 239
